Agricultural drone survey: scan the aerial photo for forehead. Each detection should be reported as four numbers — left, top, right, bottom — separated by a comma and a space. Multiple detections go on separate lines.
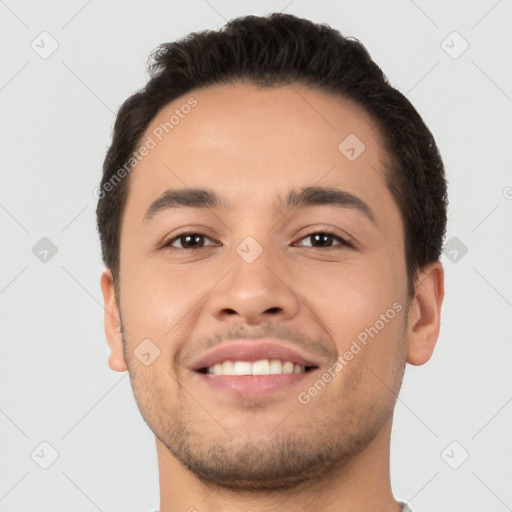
123, 83, 398, 227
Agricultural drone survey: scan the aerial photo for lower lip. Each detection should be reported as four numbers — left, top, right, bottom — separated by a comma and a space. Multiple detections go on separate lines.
195, 371, 314, 398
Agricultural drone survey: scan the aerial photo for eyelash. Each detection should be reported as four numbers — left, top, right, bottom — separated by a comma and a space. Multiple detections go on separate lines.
161, 230, 354, 251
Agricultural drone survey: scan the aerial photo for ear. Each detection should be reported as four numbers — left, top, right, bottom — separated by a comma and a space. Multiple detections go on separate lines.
406, 261, 445, 366
100, 269, 128, 372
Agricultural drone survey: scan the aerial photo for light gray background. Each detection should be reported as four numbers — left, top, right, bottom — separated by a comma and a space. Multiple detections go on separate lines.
1, 0, 511, 511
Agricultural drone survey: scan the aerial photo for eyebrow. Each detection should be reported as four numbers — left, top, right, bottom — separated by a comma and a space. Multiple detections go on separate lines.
143, 186, 376, 224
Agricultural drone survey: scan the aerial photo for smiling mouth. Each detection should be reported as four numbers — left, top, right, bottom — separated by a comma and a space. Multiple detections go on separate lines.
197, 358, 318, 376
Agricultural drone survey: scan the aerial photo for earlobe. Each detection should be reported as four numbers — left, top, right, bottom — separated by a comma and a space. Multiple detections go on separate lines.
406, 261, 445, 366
100, 269, 128, 372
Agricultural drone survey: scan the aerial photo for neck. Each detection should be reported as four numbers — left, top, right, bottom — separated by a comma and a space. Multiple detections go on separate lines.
155, 416, 400, 512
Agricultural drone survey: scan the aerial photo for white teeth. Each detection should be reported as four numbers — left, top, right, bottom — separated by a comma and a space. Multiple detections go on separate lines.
282, 361, 294, 374
269, 359, 283, 374
205, 359, 306, 376
222, 360, 234, 374
233, 361, 252, 375
251, 359, 270, 375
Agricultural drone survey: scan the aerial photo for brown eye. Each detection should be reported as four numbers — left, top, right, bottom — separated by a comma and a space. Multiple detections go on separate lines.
163, 232, 217, 250
295, 231, 352, 249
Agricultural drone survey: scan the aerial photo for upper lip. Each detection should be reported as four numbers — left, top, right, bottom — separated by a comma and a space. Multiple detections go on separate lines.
190, 340, 322, 371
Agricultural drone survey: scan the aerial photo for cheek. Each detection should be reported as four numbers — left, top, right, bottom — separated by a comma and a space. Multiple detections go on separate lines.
118, 255, 216, 355
298, 259, 408, 384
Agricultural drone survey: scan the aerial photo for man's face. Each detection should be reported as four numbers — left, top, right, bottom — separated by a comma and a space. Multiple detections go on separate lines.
113, 83, 411, 489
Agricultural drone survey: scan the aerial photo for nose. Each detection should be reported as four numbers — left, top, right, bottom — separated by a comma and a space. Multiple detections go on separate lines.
207, 244, 300, 326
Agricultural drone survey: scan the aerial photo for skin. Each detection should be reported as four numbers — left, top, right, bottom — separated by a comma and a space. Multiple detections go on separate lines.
100, 83, 444, 512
